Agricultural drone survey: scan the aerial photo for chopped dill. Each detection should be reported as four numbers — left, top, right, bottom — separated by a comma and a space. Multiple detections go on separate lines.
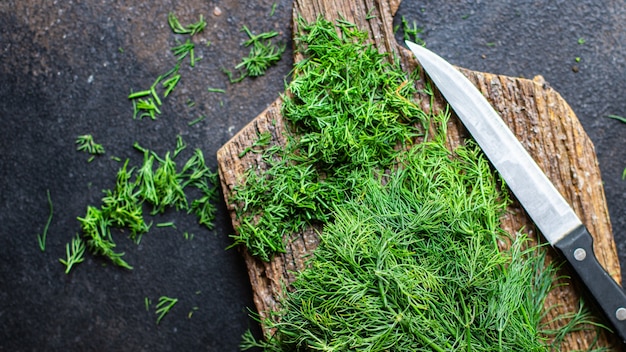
76, 139, 219, 270
401, 15, 425, 45
207, 87, 226, 93
59, 234, 86, 274
226, 25, 285, 82
167, 13, 206, 36
171, 39, 196, 67
155, 296, 178, 324
76, 134, 105, 156
230, 16, 425, 261
36, 189, 53, 251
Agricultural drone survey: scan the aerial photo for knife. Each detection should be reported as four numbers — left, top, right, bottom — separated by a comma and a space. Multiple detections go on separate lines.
405, 40, 626, 342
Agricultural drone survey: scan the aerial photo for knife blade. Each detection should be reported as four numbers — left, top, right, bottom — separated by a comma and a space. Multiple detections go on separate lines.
405, 40, 626, 342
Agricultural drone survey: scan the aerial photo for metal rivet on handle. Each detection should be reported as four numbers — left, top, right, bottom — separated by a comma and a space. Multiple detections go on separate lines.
573, 248, 587, 261
616, 307, 626, 321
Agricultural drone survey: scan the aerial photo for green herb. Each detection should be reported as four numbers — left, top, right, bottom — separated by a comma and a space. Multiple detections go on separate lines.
36, 189, 53, 251
110, 156, 122, 162
401, 16, 424, 45
238, 131, 272, 157
233, 16, 605, 350
183, 232, 194, 240
227, 25, 285, 82
76, 134, 105, 155
188, 115, 207, 126
174, 135, 187, 158
145, 297, 151, 311
162, 72, 181, 98
578, 37, 586, 45
155, 296, 178, 324
269, 2, 277, 17
180, 149, 219, 229
172, 39, 196, 67
76, 140, 219, 270
168, 13, 206, 36
59, 234, 86, 274
207, 87, 226, 93
230, 16, 425, 261
608, 114, 626, 124
156, 221, 176, 228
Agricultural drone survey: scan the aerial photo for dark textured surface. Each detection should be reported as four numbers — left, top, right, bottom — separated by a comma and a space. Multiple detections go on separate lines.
1, 1, 625, 351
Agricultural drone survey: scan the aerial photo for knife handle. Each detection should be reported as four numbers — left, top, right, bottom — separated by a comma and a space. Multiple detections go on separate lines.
555, 225, 626, 342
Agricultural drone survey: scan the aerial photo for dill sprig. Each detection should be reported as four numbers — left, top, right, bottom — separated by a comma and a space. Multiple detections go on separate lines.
76, 134, 105, 156
226, 25, 285, 82
155, 296, 178, 324
36, 189, 53, 251
59, 234, 86, 274
401, 15, 425, 45
167, 13, 206, 36
171, 39, 197, 67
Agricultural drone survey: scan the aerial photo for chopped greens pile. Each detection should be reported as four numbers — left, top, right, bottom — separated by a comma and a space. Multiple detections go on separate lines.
230, 17, 605, 350
73, 141, 219, 271
230, 17, 426, 261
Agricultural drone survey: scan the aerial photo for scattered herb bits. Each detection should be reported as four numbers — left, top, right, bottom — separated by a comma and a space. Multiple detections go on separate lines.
155, 296, 178, 324
76, 139, 219, 270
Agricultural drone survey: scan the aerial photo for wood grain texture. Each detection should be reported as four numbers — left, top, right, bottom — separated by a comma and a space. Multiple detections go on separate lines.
217, 0, 622, 349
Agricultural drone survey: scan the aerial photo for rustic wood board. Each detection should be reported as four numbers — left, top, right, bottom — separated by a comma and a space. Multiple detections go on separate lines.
217, 0, 622, 349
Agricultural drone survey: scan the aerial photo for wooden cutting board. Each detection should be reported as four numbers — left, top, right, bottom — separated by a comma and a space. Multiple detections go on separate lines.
217, 0, 623, 349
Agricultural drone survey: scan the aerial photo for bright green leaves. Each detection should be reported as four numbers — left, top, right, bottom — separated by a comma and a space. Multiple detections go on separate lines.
167, 13, 206, 36
59, 234, 86, 274
230, 17, 427, 261
76, 140, 219, 271
155, 295, 179, 324
225, 25, 286, 83
76, 134, 106, 162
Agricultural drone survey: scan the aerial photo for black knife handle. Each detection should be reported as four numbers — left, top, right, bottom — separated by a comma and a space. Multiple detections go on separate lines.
554, 225, 626, 342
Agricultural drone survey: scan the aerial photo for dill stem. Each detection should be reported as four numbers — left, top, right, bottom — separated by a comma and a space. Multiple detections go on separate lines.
37, 189, 53, 251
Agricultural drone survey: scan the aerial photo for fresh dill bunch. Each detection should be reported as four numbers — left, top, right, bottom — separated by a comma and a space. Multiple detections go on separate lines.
75, 139, 219, 271
248, 141, 601, 351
